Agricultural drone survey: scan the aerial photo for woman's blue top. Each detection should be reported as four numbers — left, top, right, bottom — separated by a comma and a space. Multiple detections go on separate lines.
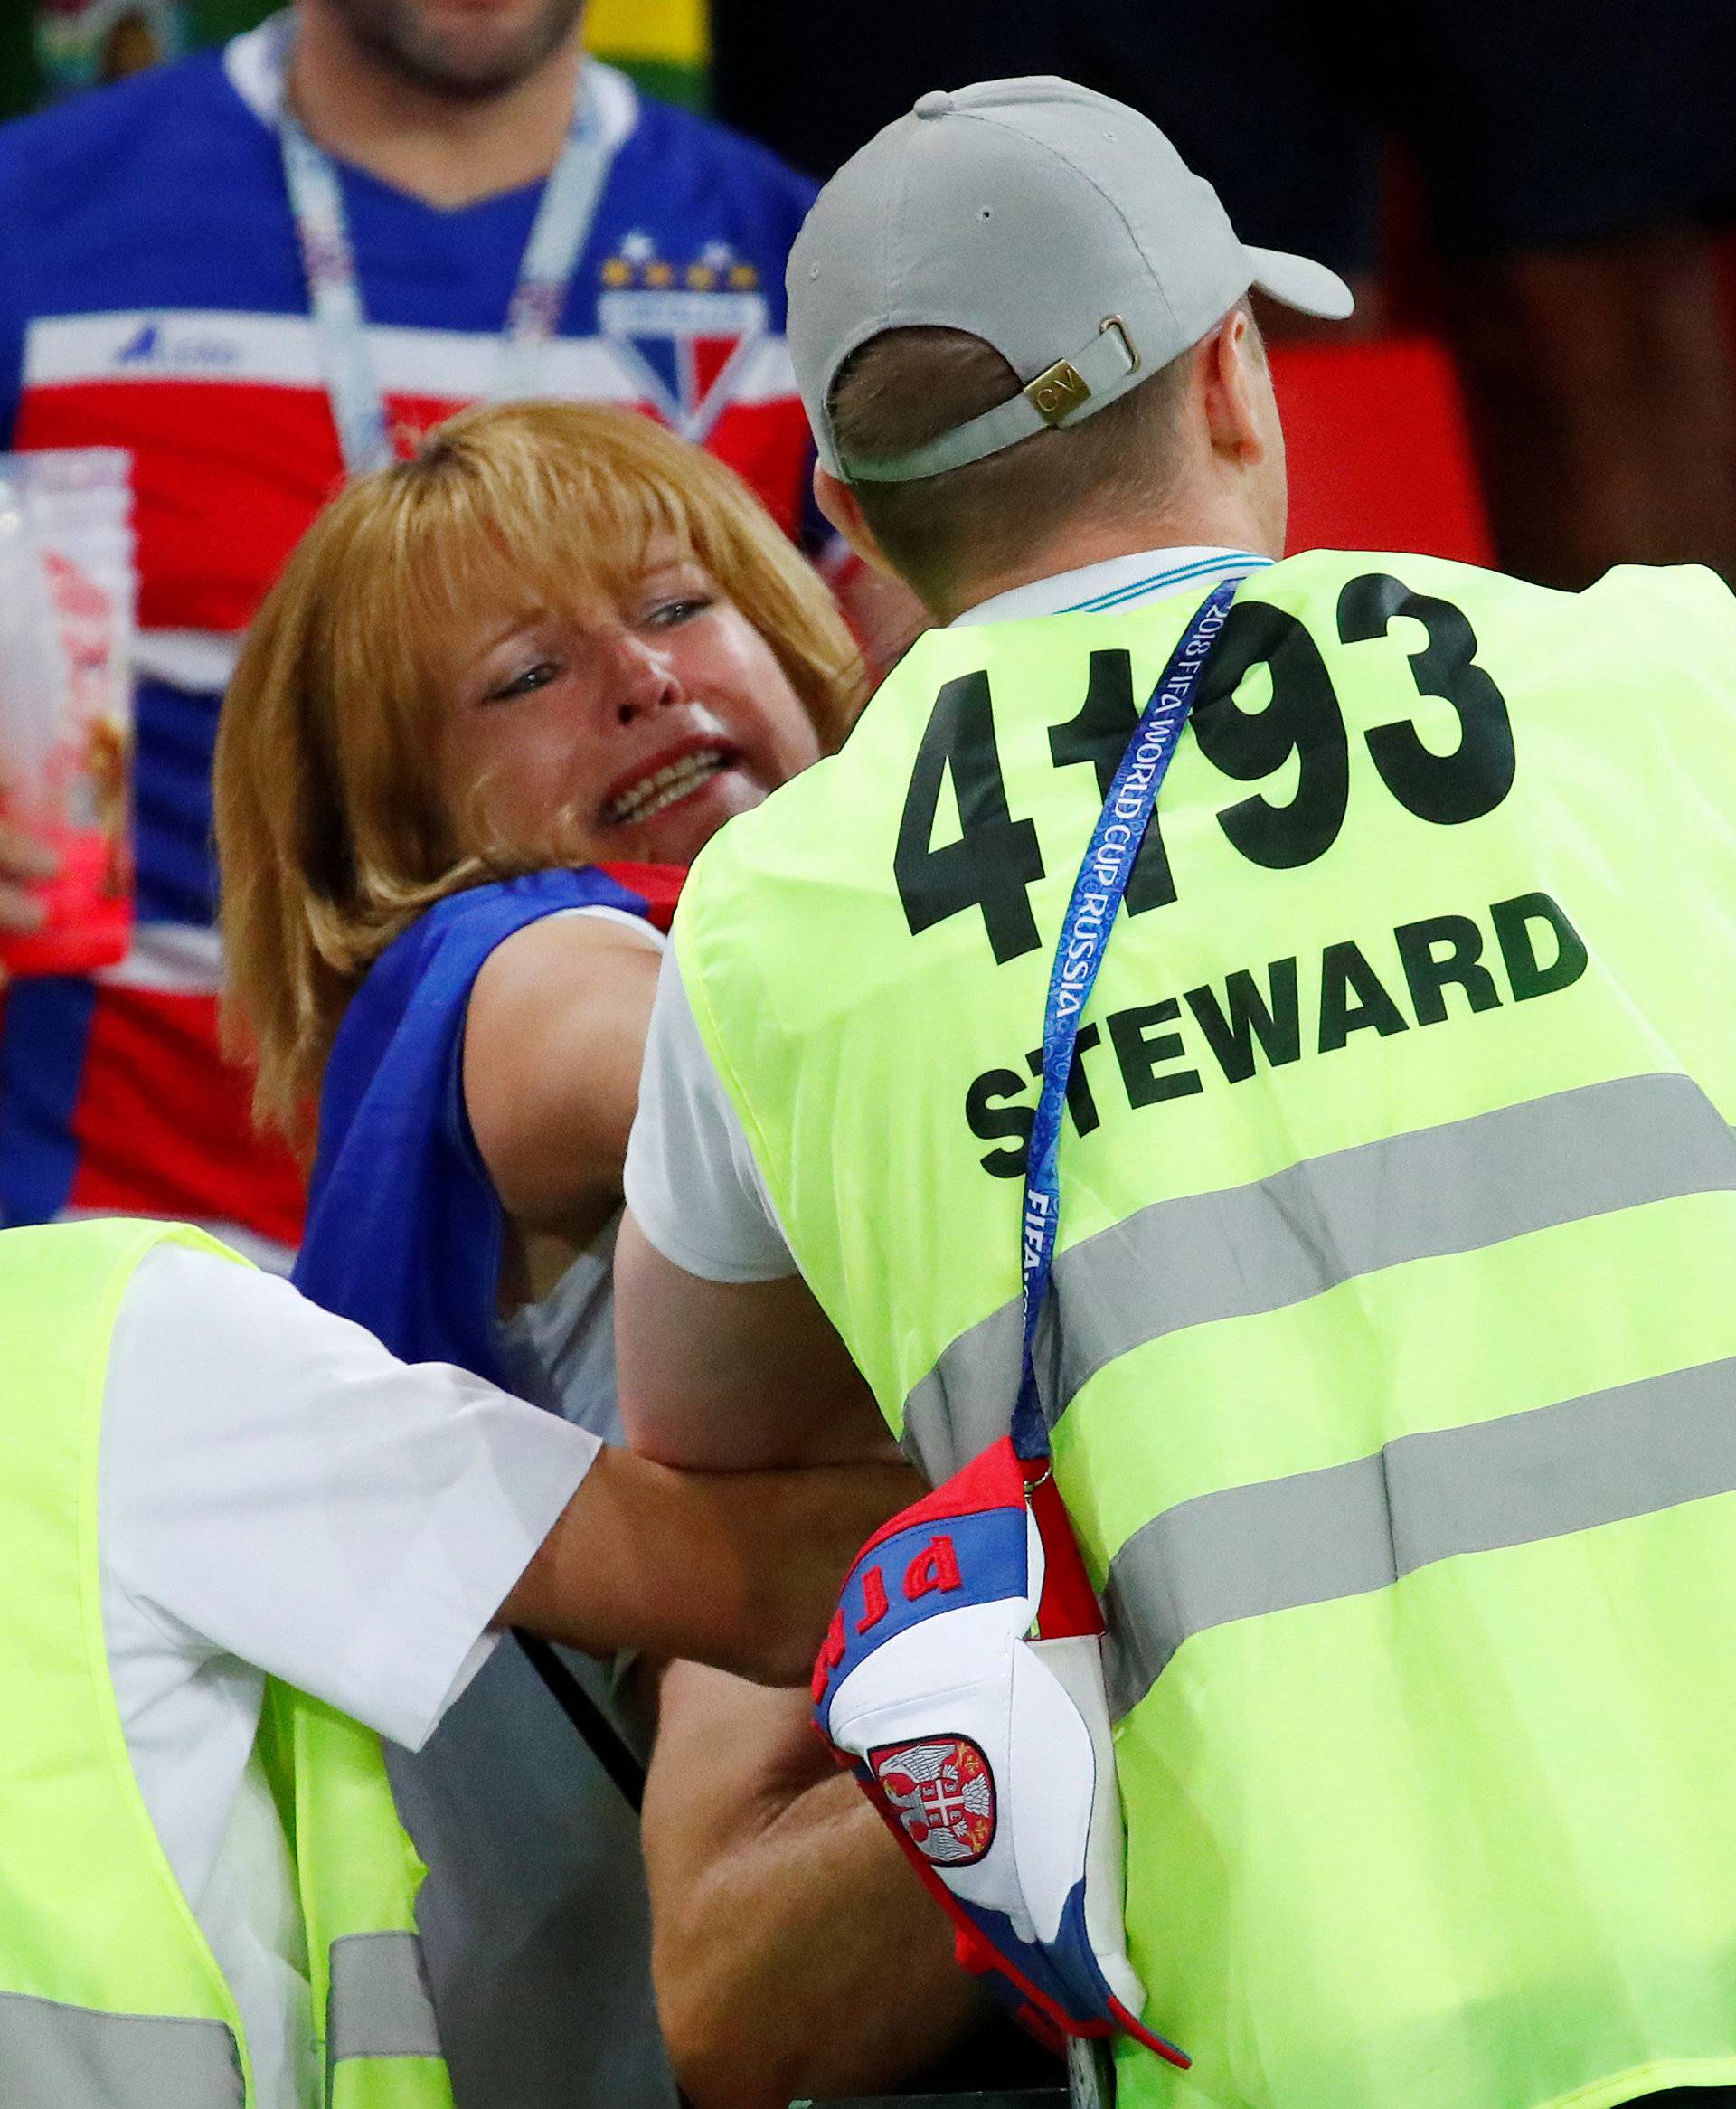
293, 865, 677, 1384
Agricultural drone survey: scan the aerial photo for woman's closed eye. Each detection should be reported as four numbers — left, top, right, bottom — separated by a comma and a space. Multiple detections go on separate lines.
482, 659, 561, 705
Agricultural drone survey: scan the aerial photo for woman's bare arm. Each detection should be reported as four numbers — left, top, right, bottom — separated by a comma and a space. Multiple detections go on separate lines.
462, 912, 661, 1240
643, 1662, 992, 2109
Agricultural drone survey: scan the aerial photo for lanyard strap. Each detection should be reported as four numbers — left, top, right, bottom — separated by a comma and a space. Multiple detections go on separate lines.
269, 15, 618, 477
1012, 575, 1244, 1462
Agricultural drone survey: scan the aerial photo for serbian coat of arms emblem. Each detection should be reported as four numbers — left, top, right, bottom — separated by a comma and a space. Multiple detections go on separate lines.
869, 1735, 997, 1867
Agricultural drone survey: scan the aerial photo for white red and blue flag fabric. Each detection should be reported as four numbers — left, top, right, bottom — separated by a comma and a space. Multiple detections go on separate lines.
813, 1433, 1189, 2072
0, 28, 818, 1258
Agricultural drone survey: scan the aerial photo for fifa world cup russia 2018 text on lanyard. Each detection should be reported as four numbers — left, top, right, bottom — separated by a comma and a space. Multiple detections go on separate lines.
1013, 572, 1243, 1463
816, 576, 1250, 2084
265, 13, 619, 477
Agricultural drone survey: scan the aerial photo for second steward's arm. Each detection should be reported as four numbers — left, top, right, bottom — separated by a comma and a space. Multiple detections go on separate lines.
105, 1245, 912, 1741
502, 1442, 914, 1687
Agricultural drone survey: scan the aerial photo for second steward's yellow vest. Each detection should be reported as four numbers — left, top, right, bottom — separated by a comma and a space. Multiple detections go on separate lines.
675, 551, 1736, 2109
0, 1216, 455, 2109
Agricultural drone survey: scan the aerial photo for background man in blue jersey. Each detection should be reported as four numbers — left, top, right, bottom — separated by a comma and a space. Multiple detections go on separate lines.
0, 0, 841, 1260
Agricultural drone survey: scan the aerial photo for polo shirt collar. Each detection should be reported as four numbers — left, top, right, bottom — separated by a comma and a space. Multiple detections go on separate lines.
949, 544, 1272, 628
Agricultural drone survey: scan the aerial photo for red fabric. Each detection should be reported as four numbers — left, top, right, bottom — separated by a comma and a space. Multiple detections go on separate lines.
901, 1535, 962, 1600
848, 1435, 1028, 1569
810, 1608, 846, 1700
15, 382, 816, 633
1272, 335, 1493, 566
1109, 1994, 1189, 2066
66, 985, 306, 1248
1028, 1473, 1105, 1642
593, 860, 685, 932
17, 379, 348, 636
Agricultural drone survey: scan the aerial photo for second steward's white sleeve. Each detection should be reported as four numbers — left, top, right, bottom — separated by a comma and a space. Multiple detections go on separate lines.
623, 947, 797, 1282
103, 1245, 601, 1753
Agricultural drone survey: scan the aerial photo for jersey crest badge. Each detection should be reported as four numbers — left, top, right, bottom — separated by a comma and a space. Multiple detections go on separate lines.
599, 234, 768, 444
870, 1735, 997, 1866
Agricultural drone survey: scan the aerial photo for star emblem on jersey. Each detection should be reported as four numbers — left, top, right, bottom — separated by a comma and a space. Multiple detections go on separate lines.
598, 235, 767, 445
870, 1735, 997, 1866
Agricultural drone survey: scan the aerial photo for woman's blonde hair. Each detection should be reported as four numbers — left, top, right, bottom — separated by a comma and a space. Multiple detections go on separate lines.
215, 398, 865, 1140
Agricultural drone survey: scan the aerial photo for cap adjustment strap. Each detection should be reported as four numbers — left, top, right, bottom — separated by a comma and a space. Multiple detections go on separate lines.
840, 315, 1140, 486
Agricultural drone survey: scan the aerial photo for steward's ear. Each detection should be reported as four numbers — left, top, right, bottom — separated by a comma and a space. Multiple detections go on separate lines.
813, 464, 901, 580
1199, 306, 1270, 467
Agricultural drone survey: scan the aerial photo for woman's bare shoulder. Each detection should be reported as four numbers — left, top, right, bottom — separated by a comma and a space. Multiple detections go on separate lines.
476, 902, 665, 995
463, 903, 665, 1231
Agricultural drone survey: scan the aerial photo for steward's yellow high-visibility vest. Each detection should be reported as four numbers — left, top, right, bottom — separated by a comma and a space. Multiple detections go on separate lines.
0, 1216, 454, 2109
675, 550, 1736, 2109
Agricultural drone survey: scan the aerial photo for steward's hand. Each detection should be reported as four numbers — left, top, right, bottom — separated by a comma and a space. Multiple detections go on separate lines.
502, 1448, 920, 1687
0, 811, 56, 981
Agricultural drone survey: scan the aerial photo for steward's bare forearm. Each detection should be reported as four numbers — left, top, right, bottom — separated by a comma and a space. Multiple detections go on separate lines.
644, 1668, 988, 2109
499, 1450, 917, 1686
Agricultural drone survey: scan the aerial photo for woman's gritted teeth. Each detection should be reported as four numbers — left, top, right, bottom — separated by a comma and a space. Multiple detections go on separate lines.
601, 742, 740, 827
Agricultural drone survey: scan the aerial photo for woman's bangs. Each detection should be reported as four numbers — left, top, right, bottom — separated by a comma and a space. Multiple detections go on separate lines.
396, 525, 551, 698
394, 439, 707, 685
538, 440, 706, 605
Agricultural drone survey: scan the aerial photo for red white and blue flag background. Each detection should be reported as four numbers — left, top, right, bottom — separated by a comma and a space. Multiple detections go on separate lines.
0, 25, 821, 1259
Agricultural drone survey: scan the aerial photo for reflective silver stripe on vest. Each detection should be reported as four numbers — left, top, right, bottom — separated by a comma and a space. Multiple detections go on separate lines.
901, 1073, 1736, 1480
328, 1932, 441, 2063
0, 1988, 242, 2106
1104, 1354, 1736, 1717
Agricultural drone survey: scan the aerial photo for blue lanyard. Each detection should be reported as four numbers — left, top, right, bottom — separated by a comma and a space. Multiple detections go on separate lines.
1012, 575, 1245, 1462
268, 15, 618, 477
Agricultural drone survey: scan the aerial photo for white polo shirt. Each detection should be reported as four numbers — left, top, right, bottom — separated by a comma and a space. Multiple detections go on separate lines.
100, 1243, 599, 2109
623, 547, 1269, 1279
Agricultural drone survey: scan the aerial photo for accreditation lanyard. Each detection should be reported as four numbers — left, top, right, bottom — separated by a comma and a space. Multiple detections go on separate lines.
269, 15, 618, 477
1011, 574, 1245, 1463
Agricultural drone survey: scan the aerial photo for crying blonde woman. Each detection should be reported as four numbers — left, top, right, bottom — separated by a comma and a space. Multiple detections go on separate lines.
213, 397, 877, 2107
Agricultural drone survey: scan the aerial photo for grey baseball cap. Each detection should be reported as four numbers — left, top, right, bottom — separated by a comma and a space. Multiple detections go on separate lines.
788, 76, 1354, 485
